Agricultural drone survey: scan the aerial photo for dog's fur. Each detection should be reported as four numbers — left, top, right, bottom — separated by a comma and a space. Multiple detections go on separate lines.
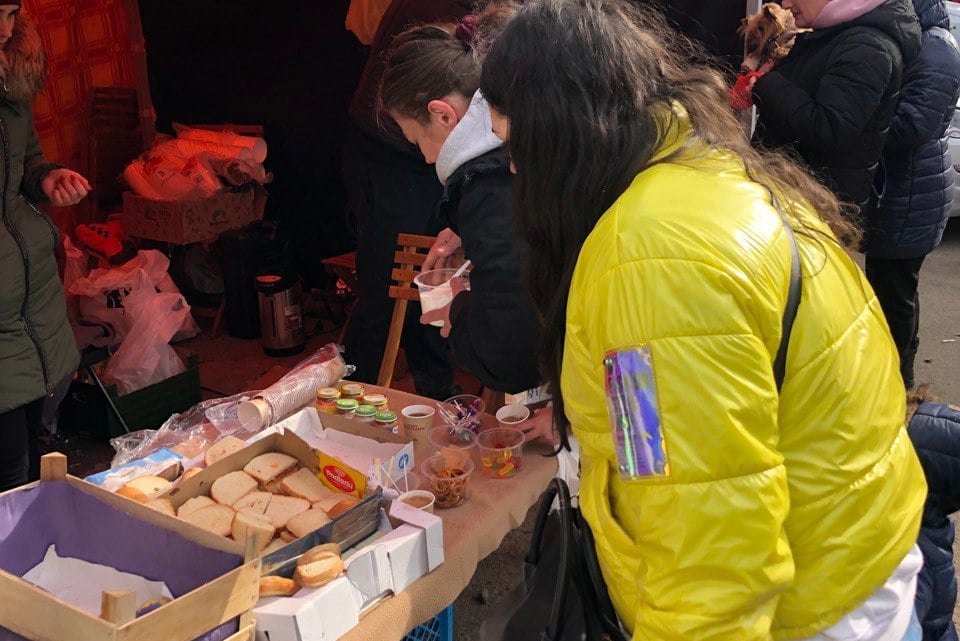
738, 3, 808, 73
0, 14, 45, 103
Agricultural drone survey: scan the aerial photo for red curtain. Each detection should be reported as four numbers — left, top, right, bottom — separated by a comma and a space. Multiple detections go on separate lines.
24, 0, 137, 232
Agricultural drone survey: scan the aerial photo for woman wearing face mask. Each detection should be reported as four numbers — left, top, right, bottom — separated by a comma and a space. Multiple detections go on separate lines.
0, 2, 89, 491
481, 0, 925, 639
752, 0, 922, 208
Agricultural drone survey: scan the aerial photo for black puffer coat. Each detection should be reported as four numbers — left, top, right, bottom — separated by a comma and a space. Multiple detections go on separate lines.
753, 0, 922, 205
864, 0, 960, 259
440, 149, 540, 394
907, 400, 960, 641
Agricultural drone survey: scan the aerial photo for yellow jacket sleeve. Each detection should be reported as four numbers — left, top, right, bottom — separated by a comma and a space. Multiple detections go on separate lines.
570, 256, 795, 641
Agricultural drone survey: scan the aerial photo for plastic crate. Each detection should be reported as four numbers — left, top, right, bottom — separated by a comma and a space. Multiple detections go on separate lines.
60, 347, 201, 440
403, 605, 453, 641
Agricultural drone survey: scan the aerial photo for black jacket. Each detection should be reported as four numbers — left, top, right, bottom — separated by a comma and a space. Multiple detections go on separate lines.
753, 0, 922, 205
440, 149, 540, 394
907, 401, 960, 641
865, 0, 960, 260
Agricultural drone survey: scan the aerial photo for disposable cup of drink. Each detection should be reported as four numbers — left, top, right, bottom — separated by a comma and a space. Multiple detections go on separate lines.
398, 490, 436, 513
495, 404, 531, 429
401, 404, 435, 444
414, 269, 470, 327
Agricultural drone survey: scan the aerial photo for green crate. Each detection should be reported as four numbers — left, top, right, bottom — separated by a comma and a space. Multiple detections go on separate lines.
61, 348, 201, 441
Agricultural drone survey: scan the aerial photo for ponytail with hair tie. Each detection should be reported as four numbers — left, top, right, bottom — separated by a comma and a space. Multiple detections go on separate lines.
456, 15, 478, 46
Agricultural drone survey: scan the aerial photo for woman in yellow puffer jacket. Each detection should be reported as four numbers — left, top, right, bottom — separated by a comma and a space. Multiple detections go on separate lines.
480, 1, 927, 640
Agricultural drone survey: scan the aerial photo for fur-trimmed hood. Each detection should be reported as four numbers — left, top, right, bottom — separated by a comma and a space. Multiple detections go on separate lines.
0, 14, 45, 103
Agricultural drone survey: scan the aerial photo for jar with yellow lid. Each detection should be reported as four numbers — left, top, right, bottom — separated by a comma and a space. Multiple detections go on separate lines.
375, 410, 399, 432
355, 405, 377, 424
316, 387, 341, 414
340, 382, 366, 400
336, 398, 359, 417
362, 393, 389, 412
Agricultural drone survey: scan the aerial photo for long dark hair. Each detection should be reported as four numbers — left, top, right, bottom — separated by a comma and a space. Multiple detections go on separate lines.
480, 0, 859, 449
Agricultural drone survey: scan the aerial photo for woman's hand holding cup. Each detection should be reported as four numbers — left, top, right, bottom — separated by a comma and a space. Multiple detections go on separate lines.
423, 228, 463, 271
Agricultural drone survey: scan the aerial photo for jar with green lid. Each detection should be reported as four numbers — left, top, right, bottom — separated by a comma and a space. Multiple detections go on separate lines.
340, 382, 366, 400
375, 410, 399, 432
362, 393, 389, 411
355, 405, 377, 424
316, 387, 341, 414
336, 398, 359, 417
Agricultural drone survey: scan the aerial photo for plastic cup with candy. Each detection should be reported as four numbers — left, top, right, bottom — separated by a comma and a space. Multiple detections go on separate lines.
420, 450, 474, 509
437, 394, 486, 444
428, 425, 478, 453
477, 427, 525, 479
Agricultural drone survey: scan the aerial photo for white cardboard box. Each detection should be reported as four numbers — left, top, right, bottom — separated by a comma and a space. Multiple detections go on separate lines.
347, 502, 444, 608
254, 577, 358, 641
254, 501, 444, 641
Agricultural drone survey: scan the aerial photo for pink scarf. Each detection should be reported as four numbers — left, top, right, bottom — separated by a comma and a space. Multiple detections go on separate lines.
813, 0, 888, 28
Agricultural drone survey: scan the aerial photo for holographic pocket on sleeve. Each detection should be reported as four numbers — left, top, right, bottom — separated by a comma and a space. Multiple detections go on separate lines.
603, 345, 670, 479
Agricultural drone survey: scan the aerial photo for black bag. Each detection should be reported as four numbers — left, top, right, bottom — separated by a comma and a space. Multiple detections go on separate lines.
478, 478, 628, 641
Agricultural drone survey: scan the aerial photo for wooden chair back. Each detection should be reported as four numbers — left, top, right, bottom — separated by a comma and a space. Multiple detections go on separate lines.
377, 233, 436, 388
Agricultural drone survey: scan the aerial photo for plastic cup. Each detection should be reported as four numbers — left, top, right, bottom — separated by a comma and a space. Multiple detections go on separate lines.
477, 427, 525, 479
401, 404, 436, 444
421, 453, 474, 509
428, 425, 478, 452
438, 394, 485, 434
414, 269, 471, 327
398, 490, 436, 513
495, 404, 531, 429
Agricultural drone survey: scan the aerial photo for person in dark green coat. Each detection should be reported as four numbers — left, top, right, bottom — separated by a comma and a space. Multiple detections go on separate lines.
0, 2, 90, 491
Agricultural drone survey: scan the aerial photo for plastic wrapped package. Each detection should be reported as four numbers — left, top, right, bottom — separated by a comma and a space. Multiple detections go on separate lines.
173, 124, 268, 163
109, 392, 255, 468
237, 344, 350, 431
109, 344, 351, 467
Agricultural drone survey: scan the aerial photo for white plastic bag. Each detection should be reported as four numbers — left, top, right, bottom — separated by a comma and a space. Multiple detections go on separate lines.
102, 294, 190, 395
69, 249, 200, 341
109, 392, 256, 467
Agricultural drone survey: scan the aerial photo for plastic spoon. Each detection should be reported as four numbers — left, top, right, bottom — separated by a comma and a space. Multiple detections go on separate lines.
450, 259, 472, 280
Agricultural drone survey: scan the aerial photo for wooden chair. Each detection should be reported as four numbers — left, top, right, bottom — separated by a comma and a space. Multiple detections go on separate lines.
377, 234, 435, 388
376, 234, 506, 410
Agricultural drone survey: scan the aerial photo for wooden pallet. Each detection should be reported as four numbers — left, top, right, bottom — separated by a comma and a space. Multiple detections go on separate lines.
81, 86, 143, 223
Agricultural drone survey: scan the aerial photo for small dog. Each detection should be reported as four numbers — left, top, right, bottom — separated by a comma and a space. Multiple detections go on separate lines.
738, 3, 808, 73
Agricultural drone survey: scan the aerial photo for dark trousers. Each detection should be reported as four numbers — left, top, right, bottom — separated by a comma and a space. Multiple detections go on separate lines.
341, 124, 454, 399
0, 396, 45, 492
865, 255, 925, 387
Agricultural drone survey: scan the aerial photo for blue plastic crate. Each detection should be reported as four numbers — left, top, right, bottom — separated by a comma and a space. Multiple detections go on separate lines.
403, 605, 454, 641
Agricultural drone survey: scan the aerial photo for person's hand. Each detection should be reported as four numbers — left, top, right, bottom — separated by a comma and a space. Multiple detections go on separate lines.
42, 169, 91, 207
748, 60, 776, 91
423, 228, 462, 271
419, 276, 468, 338
520, 406, 558, 445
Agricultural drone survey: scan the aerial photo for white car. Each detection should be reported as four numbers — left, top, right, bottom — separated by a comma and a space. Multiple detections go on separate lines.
950, 121, 960, 217
947, 2, 960, 215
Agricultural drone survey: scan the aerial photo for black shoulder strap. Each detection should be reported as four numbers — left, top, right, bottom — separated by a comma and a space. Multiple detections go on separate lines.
771, 192, 802, 392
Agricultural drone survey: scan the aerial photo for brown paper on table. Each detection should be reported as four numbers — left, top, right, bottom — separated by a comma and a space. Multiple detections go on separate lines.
333, 385, 558, 641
